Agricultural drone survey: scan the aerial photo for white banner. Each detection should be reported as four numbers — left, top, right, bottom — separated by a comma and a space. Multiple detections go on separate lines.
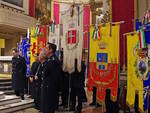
61, 5, 83, 74
49, 25, 60, 51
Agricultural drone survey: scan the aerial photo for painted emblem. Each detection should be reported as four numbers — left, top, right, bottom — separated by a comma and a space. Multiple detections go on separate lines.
135, 49, 149, 80
97, 53, 108, 70
66, 29, 79, 50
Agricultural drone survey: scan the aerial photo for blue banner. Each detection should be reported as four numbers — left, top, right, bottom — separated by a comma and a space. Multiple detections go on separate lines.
24, 39, 30, 76
19, 38, 30, 77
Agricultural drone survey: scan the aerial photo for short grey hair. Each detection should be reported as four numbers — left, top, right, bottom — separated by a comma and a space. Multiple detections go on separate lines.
39, 48, 47, 59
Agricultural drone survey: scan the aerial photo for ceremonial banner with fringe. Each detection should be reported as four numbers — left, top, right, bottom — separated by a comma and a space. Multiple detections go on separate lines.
127, 33, 150, 112
88, 23, 120, 103
30, 27, 38, 65
62, 5, 83, 74
37, 26, 47, 53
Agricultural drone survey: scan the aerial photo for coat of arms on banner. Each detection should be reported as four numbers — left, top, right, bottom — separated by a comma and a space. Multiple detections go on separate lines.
66, 28, 79, 50
61, 5, 83, 74
88, 24, 120, 103
126, 33, 150, 112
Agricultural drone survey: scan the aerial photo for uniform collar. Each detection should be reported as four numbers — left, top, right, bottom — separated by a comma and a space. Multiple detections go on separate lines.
47, 55, 56, 61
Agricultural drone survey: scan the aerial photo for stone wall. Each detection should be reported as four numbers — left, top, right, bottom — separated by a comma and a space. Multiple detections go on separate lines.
4, 37, 20, 56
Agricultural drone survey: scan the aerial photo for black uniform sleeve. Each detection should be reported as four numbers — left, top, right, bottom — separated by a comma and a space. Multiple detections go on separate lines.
30, 62, 35, 76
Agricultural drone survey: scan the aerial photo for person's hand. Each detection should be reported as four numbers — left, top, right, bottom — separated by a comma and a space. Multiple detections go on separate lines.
35, 75, 38, 80
29, 77, 33, 83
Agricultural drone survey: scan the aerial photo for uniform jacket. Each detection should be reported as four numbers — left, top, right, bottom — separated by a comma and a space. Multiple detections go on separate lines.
12, 56, 27, 90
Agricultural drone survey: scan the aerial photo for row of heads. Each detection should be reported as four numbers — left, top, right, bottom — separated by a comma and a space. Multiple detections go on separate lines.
12, 43, 57, 61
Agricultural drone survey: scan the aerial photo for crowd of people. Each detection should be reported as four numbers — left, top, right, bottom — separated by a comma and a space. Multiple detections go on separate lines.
11, 43, 89, 113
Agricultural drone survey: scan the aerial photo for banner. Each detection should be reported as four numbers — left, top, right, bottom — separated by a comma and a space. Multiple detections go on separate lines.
30, 27, 38, 66
88, 24, 120, 103
18, 38, 30, 76
83, 5, 90, 49
23, 38, 30, 76
49, 25, 60, 57
126, 33, 150, 112
21, 38, 27, 56
37, 26, 47, 54
53, 2, 60, 25
18, 40, 22, 56
62, 5, 83, 74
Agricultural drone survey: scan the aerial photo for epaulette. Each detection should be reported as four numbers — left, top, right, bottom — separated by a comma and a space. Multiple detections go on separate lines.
48, 56, 55, 61
51, 57, 55, 61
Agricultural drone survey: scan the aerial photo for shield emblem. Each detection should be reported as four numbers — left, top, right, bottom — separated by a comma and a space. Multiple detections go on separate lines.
68, 30, 77, 44
97, 53, 108, 70
66, 29, 78, 50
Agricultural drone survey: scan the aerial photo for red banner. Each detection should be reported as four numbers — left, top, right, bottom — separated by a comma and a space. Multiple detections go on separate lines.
88, 63, 119, 102
37, 26, 47, 53
83, 5, 90, 49
54, 3, 60, 25
29, 0, 35, 17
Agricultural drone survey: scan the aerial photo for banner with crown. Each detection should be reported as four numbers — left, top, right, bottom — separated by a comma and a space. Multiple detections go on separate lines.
88, 23, 120, 103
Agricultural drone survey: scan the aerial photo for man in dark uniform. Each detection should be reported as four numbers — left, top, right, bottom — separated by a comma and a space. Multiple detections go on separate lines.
41, 43, 62, 113
70, 59, 86, 113
37, 48, 47, 112
12, 48, 27, 100
29, 53, 41, 109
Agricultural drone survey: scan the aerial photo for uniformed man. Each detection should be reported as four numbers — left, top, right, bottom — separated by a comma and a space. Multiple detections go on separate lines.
38, 48, 47, 112
29, 53, 41, 109
12, 48, 27, 100
41, 43, 62, 113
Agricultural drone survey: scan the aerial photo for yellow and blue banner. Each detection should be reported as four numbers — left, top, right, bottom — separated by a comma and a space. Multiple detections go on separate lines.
126, 32, 150, 112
